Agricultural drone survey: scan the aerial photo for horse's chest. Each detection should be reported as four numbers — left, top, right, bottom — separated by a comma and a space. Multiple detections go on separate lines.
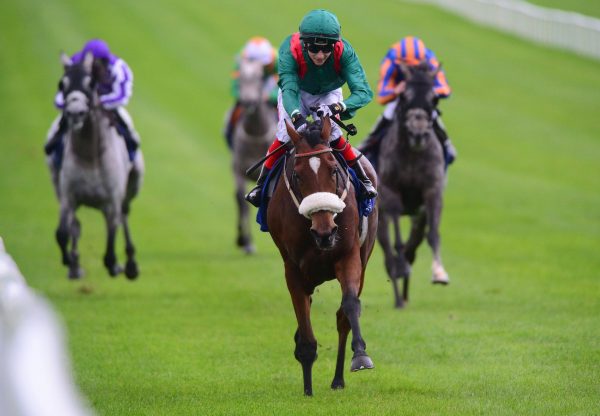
61, 163, 124, 205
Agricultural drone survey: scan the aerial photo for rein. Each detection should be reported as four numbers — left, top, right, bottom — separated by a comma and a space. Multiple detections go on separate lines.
283, 147, 351, 211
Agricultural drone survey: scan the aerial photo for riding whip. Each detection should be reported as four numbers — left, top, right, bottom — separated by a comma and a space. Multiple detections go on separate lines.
245, 141, 292, 176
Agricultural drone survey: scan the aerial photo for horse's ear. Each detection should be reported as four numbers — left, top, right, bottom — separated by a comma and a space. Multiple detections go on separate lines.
285, 119, 302, 144
60, 51, 72, 68
399, 62, 411, 80
321, 116, 331, 142
82, 52, 94, 72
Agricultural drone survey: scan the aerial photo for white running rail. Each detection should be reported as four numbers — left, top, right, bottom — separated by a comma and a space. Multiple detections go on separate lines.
418, 0, 600, 60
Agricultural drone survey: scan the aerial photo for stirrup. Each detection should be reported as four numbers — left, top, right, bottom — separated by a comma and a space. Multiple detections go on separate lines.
245, 186, 262, 207
362, 183, 377, 199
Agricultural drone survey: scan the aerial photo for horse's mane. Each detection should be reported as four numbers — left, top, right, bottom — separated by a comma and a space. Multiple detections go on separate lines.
301, 120, 327, 148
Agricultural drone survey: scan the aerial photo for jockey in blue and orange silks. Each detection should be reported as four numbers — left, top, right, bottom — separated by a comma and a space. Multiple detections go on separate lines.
360, 36, 457, 167
245, 9, 376, 207
224, 36, 279, 149
44, 39, 140, 168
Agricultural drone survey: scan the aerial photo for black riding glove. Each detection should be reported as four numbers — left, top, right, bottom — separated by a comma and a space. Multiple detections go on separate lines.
314, 102, 346, 117
291, 112, 307, 131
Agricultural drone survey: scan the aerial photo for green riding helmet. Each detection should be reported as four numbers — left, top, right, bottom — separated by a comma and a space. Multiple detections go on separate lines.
299, 9, 341, 44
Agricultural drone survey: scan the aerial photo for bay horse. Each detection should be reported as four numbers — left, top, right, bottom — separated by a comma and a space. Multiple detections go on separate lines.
231, 59, 276, 254
48, 52, 144, 279
377, 62, 449, 309
267, 116, 378, 396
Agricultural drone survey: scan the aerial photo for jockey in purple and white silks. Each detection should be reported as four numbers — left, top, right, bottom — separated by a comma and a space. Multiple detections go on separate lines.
45, 39, 140, 168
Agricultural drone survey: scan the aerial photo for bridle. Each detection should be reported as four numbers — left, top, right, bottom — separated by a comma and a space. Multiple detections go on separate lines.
283, 147, 351, 211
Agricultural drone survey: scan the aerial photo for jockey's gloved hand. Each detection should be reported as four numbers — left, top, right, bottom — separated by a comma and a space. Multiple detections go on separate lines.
291, 111, 307, 132
315, 102, 346, 118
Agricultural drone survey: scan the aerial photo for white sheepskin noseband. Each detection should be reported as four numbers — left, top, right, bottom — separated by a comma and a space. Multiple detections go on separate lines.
298, 192, 346, 218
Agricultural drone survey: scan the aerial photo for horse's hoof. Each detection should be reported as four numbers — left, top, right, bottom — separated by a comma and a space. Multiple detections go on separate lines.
432, 264, 449, 284
68, 267, 83, 280
243, 244, 256, 255
125, 261, 139, 280
108, 265, 123, 277
432, 278, 449, 285
351, 354, 374, 372
394, 299, 406, 309
331, 379, 345, 389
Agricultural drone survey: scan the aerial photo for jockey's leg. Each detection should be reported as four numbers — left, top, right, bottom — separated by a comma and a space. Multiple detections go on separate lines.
245, 138, 287, 207
358, 115, 392, 153
331, 136, 377, 199
45, 115, 67, 174
114, 107, 140, 161
432, 112, 456, 166
224, 102, 243, 150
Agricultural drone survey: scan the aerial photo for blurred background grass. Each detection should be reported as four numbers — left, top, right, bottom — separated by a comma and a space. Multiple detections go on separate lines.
0, 0, 599, 414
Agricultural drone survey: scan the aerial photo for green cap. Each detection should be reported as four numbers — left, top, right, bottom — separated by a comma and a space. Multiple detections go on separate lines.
299, 9, 341, 42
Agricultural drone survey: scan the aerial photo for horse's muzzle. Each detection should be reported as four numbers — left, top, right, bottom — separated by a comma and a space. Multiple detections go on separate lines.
310, 225, 338, 250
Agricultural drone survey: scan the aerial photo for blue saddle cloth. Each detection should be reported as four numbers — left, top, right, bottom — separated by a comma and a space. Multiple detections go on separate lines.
256, 155, 375, 232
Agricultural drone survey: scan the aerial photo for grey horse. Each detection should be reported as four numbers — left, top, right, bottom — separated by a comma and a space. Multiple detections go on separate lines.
230, 59, 276, 254
377, 63, 449, 308
47, 52, 144, 279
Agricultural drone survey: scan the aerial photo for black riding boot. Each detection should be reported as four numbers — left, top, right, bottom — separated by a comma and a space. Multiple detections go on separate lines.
245, 165, 271, 208
112, 110, 139, 161
44, 116, 68, 155
351, 159, 377, 199
433, 117, 456, 165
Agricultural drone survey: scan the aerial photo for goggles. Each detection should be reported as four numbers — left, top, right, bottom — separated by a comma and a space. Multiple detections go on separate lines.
305, 42, 334, 54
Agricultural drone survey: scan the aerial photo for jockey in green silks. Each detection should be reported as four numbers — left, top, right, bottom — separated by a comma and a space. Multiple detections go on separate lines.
245, 9, 376, 207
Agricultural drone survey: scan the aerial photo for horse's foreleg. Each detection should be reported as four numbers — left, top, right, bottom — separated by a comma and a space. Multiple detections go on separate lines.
122, 212, 138, 280
56, 205, 72, 268
377, 213, 404, 308
425, 195, 449, 284
235, 174, 254, 254
285, 263, 317, 396
331, 306, 350, 389
404, 212, 426, 265
103, 206, 122, 277
336, 255, 374, 373
68, 216, 83, 279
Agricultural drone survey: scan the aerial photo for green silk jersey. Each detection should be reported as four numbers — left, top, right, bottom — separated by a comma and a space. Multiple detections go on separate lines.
278, 33, 373, 120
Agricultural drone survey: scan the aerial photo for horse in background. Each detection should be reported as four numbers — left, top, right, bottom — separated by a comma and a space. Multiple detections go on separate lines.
267, 117, 378, 396
377, 62, 449, 309
48, 52, 144, 279
231, 59, 276, 254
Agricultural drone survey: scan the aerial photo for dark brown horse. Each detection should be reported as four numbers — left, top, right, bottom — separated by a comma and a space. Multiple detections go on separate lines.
267, 116, 378, 396
377, 62, 449, 309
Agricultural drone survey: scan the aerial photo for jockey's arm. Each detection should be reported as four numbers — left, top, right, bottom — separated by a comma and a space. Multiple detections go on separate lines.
340, 43, 372, 120
99, 59, 133, 110
376, 49, 401, 105
426, 50, 451, 98
278, 38, 302, 117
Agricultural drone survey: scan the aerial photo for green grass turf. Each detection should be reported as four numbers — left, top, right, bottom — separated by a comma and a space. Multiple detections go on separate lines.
1, 0, 599, 414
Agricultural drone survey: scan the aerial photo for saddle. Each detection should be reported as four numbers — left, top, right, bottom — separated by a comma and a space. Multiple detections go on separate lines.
256, 151, 375, 233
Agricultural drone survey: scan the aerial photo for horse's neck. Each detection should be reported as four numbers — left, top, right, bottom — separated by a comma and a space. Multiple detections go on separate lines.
241, 102, 272, 136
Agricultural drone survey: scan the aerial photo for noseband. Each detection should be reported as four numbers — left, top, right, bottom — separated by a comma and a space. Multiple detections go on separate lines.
284, 147, 351, 215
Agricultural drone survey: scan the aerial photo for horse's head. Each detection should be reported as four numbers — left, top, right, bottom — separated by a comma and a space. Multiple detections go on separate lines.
59, 52, 98, 131
286, 117, 345, 250
238, 59, 266, 108
396, 62, 439, 151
